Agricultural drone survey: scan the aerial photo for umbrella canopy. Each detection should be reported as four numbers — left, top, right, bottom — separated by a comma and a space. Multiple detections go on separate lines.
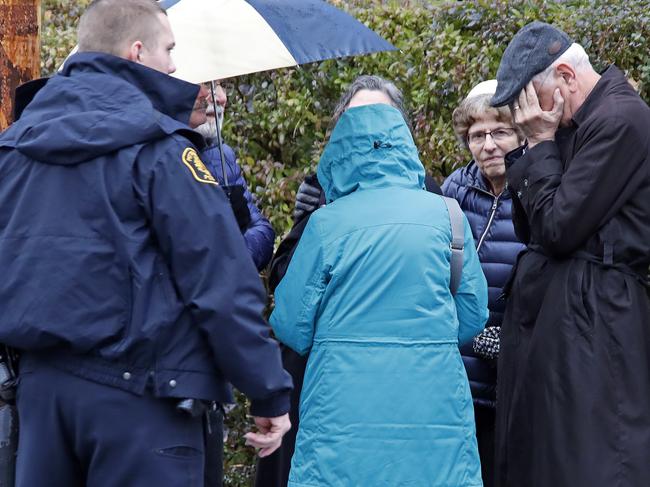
159, 0, 396, 84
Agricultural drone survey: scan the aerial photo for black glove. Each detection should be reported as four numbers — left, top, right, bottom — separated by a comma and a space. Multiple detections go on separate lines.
293, 179, 322, 221
222, 184, 251, 233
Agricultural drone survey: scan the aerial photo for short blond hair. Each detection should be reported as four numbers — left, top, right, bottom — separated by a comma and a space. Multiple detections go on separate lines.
78, 0, 166, 57
452, 94, 523, 149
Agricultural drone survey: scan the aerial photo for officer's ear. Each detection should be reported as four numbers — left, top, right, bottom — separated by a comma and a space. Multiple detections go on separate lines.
124, 40, 144, 64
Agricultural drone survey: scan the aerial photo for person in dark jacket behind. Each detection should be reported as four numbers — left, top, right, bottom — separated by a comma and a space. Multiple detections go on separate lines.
194, 80, 275, 270
255, 77, 443, 487
491, 22, 650, 486
0, 2, 291, 486
189, 82, 275, 487
442, 79, 525, 487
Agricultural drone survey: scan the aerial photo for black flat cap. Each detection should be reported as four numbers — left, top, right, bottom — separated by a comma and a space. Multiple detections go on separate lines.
491, 21, 572, 107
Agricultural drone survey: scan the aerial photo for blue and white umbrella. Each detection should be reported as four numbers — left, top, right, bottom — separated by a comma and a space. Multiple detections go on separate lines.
159, 0, 396, 84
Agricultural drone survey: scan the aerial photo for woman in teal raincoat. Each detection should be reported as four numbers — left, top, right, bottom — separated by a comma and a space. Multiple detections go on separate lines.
270, 76, 489, 487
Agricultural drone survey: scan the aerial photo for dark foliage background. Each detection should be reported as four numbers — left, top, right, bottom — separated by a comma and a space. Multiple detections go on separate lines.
41, 1, 650, 484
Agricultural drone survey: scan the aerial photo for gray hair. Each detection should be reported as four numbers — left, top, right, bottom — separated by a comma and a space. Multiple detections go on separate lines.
78, 0, 167, 57
331, 75, 410, 129
452, 93, 523, 149
532, 43, 592, 84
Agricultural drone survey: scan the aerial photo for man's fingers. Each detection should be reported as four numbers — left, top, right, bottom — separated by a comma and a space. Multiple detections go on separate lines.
243, 431, 267, 448
514, 87, 528, 123
247, 414, 290, 457
525, 81, 540, 108
254, 423, 271, 434
258, 443, 282, 458
517, 87, 527, 111
244, 431, 281, 449
551, 87, 565, 118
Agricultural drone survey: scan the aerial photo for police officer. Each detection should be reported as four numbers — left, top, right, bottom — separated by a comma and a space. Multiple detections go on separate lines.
0, 1, 292, 486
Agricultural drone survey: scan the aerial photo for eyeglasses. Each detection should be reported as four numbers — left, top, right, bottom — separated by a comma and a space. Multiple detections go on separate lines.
204, 81, 236, 97
216, 80, 237, 96
467, 127, 516, 146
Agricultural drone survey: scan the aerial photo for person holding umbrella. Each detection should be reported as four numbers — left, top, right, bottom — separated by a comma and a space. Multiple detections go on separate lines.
187, 81, 276, 487
191, 80, 275, 271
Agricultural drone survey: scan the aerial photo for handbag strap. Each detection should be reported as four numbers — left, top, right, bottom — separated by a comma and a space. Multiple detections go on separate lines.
441, 196, 464, 295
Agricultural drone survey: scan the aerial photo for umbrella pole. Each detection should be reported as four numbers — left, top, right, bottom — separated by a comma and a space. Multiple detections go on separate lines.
209, 80, 229, 186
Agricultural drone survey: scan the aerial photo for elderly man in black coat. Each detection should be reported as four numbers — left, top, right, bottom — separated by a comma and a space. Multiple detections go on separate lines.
491, 21, 650, 487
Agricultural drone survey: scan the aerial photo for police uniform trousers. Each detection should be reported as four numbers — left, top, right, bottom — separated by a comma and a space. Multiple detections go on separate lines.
204, 406, 223, 487
15, 356, 205, 487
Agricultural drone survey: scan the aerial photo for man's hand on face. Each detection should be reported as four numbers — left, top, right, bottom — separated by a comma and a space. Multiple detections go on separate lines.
512, 81, 564, 149
244, 413, 291, 458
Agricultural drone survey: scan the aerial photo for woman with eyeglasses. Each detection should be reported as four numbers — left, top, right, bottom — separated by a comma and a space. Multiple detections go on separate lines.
441, 80, 526, 487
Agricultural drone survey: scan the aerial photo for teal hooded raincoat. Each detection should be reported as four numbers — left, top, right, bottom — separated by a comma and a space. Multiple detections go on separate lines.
271, 104, 488, 487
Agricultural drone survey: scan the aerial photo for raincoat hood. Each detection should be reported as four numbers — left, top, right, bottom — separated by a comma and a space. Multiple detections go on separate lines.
0, 52, 202, 165
317, 104, 425, 203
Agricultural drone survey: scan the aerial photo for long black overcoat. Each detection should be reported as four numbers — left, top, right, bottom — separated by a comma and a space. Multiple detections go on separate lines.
495, 66, 650, 487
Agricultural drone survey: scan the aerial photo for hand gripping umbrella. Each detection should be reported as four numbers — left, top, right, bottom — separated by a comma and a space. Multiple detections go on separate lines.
159, 0, 395, 185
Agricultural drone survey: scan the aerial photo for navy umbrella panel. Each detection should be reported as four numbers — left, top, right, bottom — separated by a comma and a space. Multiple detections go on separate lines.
159, 0, 396, 83
243, 0, 394, 65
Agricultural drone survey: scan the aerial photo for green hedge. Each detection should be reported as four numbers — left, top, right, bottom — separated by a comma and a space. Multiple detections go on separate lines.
220, 0, 650, 239
42, 0, 650, 241
40, 1, 650, 485
41, 0, 89, 75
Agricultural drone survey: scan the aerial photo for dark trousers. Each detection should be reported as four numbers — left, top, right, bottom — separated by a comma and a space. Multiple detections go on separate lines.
204, 406, 224, 487
475, 404, 496, 487
254, 347, 307, 487
16, 360, 205, 487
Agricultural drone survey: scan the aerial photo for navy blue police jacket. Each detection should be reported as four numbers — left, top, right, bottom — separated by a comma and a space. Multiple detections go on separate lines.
0, 52, 292, 417
442, 162, 525, 407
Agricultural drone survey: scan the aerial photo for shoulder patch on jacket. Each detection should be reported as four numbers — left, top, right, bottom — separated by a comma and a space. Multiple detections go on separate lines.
181, 148, 218, 185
